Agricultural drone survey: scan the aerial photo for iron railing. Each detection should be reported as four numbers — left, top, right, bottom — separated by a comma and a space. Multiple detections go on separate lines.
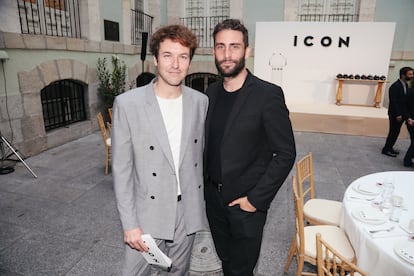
299, 14, 358, 22
41, 79, 86, 131
180, 16, 229, 48
131, 9, 153, 45
17, 0, 81, 38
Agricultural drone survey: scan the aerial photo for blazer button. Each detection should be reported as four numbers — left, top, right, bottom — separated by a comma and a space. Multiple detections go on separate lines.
198, 185, 201, 189
150, 196, 155, 199
194, 163, 198, 167
152, 172, 157, 176
194, 139, 198, 143
149, 146, 154, 150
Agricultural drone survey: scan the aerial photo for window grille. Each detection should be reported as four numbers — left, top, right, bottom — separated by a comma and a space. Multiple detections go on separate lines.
41, 79, 86, 131
181, 0, 229, 48
185, 73, 220, 93
17, 0, 81, 38
131, 9, 153, 45
299, 0, 360, 22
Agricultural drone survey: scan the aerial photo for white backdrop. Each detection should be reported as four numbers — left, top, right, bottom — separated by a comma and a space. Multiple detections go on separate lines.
254, 22, 395, 105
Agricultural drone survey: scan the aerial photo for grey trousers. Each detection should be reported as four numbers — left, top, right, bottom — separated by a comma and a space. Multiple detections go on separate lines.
122, 201, 195, 276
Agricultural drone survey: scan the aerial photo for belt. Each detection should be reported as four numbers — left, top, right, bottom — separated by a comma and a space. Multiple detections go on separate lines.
210, 180, 223, 192
177, 195, 182, 201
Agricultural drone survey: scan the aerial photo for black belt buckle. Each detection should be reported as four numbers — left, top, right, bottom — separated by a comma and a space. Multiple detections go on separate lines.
217, 183, 222, 192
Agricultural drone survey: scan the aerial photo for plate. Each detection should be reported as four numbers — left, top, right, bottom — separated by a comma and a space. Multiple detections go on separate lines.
352, 182, 382, 196
351, 207, 387, 225
394, 240, 414, 265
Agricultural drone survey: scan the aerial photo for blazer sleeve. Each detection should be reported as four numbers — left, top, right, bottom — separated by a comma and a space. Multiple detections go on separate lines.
389, 82, 404, 117
247, 86, 296, 211
112, 97, 140, 231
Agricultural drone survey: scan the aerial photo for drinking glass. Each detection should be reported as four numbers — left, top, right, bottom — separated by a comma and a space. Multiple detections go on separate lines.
389, 195, 403, 222
380, 178, 394, 213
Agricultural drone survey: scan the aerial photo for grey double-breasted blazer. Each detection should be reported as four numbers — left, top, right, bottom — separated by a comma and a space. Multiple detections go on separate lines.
112, 79, 209, 241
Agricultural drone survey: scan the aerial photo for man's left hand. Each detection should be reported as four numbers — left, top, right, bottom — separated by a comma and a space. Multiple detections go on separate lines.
229, 196, 257, 212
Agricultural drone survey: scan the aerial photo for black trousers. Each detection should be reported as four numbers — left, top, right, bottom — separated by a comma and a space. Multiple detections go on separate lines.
383, 115, 404, 151
205, 183, 267, 276
404, 124, 414, 165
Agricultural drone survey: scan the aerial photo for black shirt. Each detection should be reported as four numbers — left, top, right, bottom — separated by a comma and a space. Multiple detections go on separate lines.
207, 84, 240, 183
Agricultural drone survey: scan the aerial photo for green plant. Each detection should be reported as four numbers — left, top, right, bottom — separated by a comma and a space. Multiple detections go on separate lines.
97, 55, 127, 107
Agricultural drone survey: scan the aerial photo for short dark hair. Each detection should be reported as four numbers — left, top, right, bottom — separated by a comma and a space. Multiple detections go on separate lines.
400, 66, 413, 78
149, 25, 198, 60
212, 19, 249, 48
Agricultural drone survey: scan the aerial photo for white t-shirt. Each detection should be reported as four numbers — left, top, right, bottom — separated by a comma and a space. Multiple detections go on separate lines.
156, 95, 183, 196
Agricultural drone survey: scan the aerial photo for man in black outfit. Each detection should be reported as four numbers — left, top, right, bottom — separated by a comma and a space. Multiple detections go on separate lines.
382, 66, 413, 157
403, 84, 414, 167
203, 19, 296, 276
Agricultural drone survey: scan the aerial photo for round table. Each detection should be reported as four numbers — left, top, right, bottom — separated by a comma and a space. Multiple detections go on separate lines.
341, 171, 414, 275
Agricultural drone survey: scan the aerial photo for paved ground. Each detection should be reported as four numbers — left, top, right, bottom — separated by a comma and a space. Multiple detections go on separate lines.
0, 130, 412, 276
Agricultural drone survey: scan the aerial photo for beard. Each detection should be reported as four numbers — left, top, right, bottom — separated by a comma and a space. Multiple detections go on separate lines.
215, 55, 245, 78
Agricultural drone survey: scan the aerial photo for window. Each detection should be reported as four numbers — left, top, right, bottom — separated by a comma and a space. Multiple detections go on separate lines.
17, 0, 81, 37
45, 0, 65, 10
181, 0, 229, 47
41, 79, 86, 131
186, 0, 229, 17
135, 0, 144, 11
185, 73, 220, 93
131, 0, 153, 45
299, 0, 360, 22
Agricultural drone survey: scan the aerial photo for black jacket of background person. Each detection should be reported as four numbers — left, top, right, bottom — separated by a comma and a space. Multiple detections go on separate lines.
388, 79, 407, 118
203, 71, 296, 212
403, 87, 414, 121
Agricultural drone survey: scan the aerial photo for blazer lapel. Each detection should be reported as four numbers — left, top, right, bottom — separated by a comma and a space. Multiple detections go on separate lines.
179, 87, 193, 166
144, 82, 175, 171
205, 84, 220, 150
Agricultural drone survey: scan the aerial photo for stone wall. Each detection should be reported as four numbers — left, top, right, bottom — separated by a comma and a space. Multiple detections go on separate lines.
0, 32, 217, 157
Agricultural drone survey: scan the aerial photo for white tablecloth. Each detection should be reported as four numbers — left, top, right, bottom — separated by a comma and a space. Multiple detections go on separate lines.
341, 171, 414, 276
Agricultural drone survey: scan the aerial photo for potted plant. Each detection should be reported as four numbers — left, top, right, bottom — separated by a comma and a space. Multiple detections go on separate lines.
97, 55, 127, 110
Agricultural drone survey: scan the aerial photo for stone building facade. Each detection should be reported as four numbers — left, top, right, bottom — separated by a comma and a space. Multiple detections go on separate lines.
0, 0, 413, 158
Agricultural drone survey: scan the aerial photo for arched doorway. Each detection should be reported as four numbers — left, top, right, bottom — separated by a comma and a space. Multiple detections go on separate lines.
185, 73, 220, 93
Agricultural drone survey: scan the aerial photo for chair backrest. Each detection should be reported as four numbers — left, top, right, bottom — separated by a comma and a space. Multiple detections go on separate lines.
292, 175, 306, 256
97, 112, 109, 143
296, 152, 315, 201
108, 108, 113, 121
316, 233, 367, 276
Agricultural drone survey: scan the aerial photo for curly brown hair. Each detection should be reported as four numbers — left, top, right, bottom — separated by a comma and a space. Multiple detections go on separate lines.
149, 25, 198, 60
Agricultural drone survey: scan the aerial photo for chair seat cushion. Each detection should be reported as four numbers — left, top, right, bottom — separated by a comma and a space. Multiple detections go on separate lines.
301, 225, 355, 262
304, 198, 342, 226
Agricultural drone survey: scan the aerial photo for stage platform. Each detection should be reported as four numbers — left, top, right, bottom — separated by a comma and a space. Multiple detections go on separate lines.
288, 102, 408, 138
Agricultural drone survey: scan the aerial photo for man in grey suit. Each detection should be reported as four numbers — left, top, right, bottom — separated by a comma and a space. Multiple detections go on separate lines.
112, 25, 209, 275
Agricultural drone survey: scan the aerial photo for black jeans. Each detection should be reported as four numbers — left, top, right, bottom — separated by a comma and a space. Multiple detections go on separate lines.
383, 116, 403, 151
205, 183, 267, 276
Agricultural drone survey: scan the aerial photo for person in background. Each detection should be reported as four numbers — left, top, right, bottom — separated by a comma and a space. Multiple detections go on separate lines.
203, 19, 296, 276
382, 66, 413, 157
403, 81, 414, 167
112, 25, 208, 275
